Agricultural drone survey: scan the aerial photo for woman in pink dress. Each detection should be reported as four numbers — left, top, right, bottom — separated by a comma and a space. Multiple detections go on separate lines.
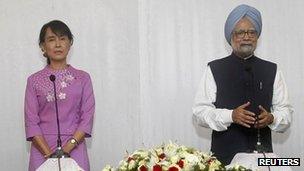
24, 20, 95, 171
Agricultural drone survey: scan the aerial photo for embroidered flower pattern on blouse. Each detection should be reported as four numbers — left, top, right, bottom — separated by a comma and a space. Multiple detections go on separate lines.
61, 81, 67, 88
36, 67, 76, 102
58, 92, 66, 100
46, 71, 74, 102
32, 66, 77, 103
46, 93, 55, 102
65, 75, 74, 81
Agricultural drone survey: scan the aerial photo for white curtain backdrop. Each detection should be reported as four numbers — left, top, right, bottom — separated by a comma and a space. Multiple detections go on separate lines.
0, 0, 303, 170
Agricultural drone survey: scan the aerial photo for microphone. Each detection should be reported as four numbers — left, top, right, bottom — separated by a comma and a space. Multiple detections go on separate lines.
49, 74, 70, 158
245, 63, 252, 72
244, 64, 264, 153
244, 64, 252, 73
49, 74, 56, 82
244, 63, 254, 112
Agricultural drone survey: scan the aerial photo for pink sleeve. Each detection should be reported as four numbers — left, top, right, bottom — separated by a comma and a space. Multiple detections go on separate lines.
24, 77, 42, 141
77, 73, 95, 137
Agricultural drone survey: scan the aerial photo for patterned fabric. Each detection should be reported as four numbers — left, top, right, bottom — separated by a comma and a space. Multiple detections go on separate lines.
31, 66, 75, 102
24, 65, 95, 171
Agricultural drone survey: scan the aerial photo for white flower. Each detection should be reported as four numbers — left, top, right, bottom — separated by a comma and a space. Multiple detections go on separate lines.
208, 159, 222, 171
146, 153, 159, 168
58, 92, 66, 100
61, 81, 67, 88
154, 147, 163, 155
184, 153, 199, 165
65, 74, 74, 81
138, 160, 147, 166
233, 164, 241, 169
183, 164, 193, 171
118, 160, 128, 170
128, 160, 136, 170
178, 151, 189, 159
159, 160, 171, 168
164, 144, 177, 158
102, 141, 249, 171
46, 93, 54, 102
102, 165, 113, 171
198, 163, 206, 170
170, 155, 180, 164
133, 150, 149, 158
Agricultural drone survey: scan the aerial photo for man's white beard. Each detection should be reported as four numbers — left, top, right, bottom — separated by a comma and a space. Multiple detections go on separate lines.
239, 45, 255, 57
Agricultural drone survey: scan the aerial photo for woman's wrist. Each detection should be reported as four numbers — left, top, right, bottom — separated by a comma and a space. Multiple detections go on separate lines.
63, 138, 78, 154
44, 151, 52, 159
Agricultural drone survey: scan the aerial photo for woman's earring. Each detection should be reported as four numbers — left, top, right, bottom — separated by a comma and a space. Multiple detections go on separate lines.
41, 49, 46, 57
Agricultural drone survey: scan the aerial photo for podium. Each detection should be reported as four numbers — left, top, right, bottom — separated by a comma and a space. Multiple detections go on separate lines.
37, 158, 84, 171
226, 153, 292, 171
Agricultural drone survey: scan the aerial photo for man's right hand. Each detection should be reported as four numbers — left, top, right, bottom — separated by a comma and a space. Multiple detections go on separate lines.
232, 102, 256, 128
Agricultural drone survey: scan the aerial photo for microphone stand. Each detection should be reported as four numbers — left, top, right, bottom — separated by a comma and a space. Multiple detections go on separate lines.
254, 81, 271, 171
254, 116, 271, 171
254, 115, 263, 153
244, 60, 270, 171
49, 75, 70, 171
244, 64, 264, 153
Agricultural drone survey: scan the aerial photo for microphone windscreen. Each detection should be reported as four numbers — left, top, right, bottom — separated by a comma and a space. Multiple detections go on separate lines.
49, 75, 56, 82
244, 64, 252, 72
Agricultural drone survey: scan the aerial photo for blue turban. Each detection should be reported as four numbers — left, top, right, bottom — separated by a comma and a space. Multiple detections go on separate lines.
224, 4, 262, 44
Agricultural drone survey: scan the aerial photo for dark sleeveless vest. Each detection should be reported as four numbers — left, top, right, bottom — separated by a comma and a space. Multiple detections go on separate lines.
208, 53, 277, 165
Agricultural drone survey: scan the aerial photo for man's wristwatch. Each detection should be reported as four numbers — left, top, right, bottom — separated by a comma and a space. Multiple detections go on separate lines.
69, 138, 79, 146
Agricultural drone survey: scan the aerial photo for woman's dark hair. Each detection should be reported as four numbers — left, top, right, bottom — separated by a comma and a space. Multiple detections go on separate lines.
39, 20, 74, 64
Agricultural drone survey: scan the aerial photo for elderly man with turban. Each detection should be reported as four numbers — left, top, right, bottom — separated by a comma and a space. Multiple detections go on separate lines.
193, 4, 293, 165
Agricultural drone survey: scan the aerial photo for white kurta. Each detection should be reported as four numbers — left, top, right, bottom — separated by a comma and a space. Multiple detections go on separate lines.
193, 65, 293, 132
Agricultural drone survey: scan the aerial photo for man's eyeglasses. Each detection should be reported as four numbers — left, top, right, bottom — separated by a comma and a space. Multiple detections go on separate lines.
233, 30, 257, 39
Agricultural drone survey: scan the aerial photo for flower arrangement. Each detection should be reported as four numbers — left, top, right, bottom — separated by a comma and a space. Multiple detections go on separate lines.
102, 141, 251, 171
